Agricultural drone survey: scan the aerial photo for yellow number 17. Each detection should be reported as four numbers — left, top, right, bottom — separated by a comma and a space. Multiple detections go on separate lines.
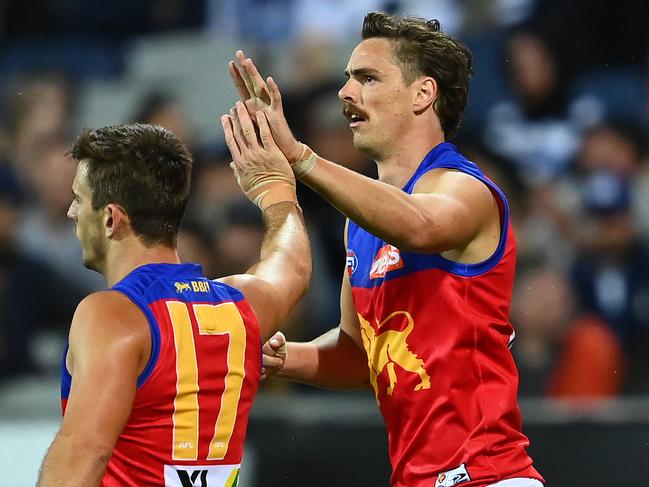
166, 300, 247, 461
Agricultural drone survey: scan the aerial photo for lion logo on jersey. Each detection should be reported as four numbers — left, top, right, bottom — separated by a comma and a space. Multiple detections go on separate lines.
358, 311, 430, 400
175, 282, 191, 293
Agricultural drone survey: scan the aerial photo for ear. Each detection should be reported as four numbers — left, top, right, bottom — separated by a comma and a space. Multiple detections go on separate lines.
412, 77, 437, 114
104, 204, 130, 239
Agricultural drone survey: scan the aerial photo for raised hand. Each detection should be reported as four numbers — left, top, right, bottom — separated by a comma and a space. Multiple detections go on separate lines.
229, 50, 303, 164
221, 101, 296, 210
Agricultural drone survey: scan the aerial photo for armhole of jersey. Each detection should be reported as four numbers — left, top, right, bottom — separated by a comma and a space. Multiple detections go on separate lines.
112, 286, 162, 389
61, 344, 72, 399
210, 279, 246, 303
411, 166, 510, 277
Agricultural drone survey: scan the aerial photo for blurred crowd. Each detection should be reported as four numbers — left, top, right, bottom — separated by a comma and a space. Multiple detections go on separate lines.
0, 0, 648, 400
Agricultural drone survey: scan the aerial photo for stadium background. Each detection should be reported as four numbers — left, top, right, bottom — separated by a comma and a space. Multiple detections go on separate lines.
0, 0, 648, 485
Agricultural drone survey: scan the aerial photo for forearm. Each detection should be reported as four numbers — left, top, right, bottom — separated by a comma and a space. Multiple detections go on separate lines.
38, 432, 108, 487
250, 201, 311, 313
279, 328, 369, 389
299, 157, 433, 251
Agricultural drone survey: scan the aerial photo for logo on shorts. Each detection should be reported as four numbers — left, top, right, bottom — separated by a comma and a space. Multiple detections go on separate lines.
435, 463, 471, 487
346, 249, 358, 276
369, 244, 403, 279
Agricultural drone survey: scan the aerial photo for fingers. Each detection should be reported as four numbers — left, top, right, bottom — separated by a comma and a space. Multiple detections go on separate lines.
267, 76, 283, 111
235, 50, 256, 102
228, 107, 248, 161
221, 115, 241, 162
244, 58, 270, 103
235, 101, 260, 150
262, 331, 286, 354
262, 355, 285, 369
228, 60, 251, 101
270, 331, 286, 356
256, 112, 277, 151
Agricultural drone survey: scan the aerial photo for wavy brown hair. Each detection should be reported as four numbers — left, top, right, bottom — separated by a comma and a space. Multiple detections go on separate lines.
70, 123, 192, 247
362, 11, 473, 138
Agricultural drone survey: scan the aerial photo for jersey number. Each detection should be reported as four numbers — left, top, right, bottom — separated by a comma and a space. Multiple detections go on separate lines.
166, 301, 247, 461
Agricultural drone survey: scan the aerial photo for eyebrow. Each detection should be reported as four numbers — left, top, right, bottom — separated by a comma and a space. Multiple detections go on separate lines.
344, 67, 381, 78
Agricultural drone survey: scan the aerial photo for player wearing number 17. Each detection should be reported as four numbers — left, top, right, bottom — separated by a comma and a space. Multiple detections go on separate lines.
37, 122, 310, 486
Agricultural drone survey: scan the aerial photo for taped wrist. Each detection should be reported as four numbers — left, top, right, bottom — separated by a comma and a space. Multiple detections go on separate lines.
291, 144, 318, 178
245, 180, 297, 211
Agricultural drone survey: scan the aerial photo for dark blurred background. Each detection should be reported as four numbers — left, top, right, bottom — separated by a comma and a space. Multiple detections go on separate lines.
0, 0, 648, 485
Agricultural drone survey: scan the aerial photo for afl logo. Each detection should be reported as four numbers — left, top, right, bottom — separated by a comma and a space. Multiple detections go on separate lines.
346, 249, 358, 276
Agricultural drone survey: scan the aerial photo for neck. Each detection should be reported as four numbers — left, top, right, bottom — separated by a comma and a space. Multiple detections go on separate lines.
103, 236, 180, 287
374, 127, 444, 187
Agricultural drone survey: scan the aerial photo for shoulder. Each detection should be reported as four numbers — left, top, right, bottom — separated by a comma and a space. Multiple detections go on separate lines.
70, 291, 149, 350
73, 290, 142, 322
413, 168, 496, 211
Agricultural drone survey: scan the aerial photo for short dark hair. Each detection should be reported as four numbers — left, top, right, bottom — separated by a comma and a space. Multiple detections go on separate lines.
362, 11, 473, 137
70, 123, 192, 247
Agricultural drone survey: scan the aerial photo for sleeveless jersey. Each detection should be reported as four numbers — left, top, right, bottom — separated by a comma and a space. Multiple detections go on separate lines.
346, 143, 543, 487
61, 263, 261, 487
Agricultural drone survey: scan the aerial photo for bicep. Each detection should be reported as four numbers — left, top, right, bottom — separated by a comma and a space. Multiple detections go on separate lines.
410, 169, 497, 250
63, 294, 145, 451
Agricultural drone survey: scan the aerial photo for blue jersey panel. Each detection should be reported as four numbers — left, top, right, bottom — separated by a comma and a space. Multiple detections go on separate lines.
61, 263, 248, 396
347, 142, 510, 288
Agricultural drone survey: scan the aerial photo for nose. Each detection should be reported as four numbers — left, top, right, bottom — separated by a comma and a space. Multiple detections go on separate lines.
338, 78, 357, 103
67, 202, 77, 221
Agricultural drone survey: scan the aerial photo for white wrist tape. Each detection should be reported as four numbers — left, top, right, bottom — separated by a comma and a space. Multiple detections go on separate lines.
291, 144, 318, 178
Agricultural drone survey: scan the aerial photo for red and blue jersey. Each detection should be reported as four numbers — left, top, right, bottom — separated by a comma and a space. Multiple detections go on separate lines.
346, 143, 543, 487
61, 263, 261, 486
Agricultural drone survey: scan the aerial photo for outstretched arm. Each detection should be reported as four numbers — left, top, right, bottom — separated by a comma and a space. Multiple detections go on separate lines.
264, 267, 370, 389
262, 221, 369, 389
229, 53, 498, 256
218, 103, 311, 342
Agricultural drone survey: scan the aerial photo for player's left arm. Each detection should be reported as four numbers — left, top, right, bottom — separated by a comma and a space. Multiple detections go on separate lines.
38, 291, 149, 487
299, 162, 498, 254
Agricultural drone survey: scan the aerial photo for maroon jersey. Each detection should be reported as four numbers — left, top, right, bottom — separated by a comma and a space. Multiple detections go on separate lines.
346, 143, 543, 487
62, 263, 261, 486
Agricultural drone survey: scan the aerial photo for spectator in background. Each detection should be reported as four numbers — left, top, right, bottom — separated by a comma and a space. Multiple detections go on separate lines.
528, 120, 647, 267
0, 164, 84, 380
483, 26, 603, 185
570, 172, 649, 370
16, 135, 104, 292
512, 264, 625, 399
176, 220, 217, 277
2, 72, 74, 174
184, 146, 246, 232
132, 90, 196, 151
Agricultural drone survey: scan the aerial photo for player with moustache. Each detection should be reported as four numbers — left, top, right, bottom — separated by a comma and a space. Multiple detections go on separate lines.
226, 11, 544, 487
37, 120, 310, 487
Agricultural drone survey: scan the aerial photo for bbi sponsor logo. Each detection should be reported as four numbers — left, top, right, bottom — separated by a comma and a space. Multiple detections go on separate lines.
175, 281, 210, 293
369, 244, 403, 279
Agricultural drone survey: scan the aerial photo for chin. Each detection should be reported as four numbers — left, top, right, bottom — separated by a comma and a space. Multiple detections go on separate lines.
81, 255, 102, 274
353, 136, 381, 161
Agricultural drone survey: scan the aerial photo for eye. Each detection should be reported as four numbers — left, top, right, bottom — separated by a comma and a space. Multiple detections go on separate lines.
364, 75, 376, 83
